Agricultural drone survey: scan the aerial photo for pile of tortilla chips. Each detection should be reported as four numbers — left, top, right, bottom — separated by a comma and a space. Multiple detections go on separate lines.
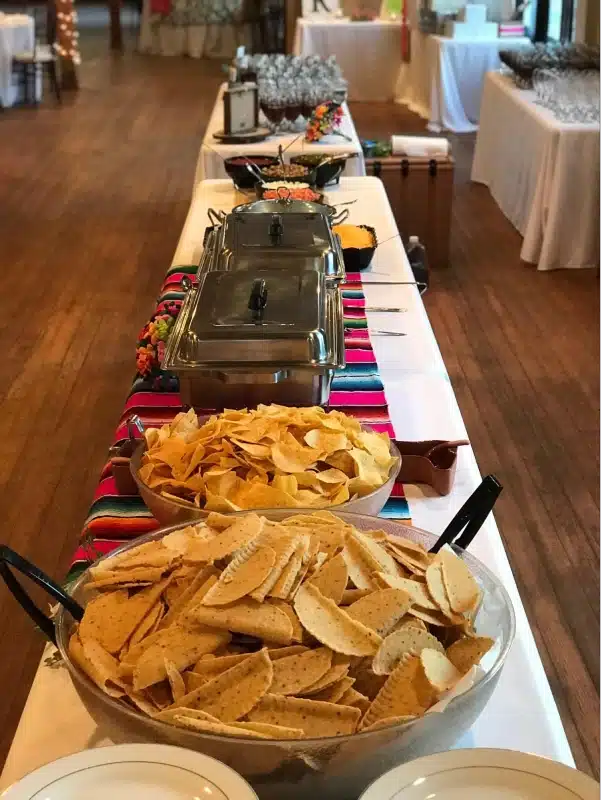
69, 511, 494, 740
136, 405, 398, 512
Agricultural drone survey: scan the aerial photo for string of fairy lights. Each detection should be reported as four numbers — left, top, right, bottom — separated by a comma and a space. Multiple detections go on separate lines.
54, 0, 81, 65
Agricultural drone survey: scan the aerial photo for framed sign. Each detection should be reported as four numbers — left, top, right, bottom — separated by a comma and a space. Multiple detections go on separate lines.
223, 83, 259, 135
302, 0, 340, 17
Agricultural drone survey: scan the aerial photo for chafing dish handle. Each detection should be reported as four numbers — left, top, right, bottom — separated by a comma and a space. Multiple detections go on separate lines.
207, 207, 226, 226
0, 545, 84, 645
269, 213, 284, 242
248, 278, 268, 321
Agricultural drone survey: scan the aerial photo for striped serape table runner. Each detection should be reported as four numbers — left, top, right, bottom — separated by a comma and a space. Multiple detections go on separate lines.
67, 267, 410, 580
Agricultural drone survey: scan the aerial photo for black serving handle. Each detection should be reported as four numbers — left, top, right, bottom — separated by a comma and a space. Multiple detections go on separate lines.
248, 278, 268, 321
0, 546, 84, 646
429, 474, 503, 554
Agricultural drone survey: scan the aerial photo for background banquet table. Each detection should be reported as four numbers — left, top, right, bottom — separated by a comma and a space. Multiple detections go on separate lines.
0, 13, 33, 107
293, 17, 403, 102
398, 31, 531, 132
138, 0, 240, 58
472, 71, 600, 270
195, 82, 366, 185
0, 177, 573, 792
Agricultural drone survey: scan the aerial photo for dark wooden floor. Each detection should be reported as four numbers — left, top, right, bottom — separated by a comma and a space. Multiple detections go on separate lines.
0, 36, 598, 780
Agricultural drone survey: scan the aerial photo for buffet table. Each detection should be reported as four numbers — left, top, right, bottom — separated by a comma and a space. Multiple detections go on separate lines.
195, 83, 366, 186
0, 176, 573, 792
472, 71, 600, 270
0, 13, 34, 107
293, 17, 403, 102
398, 31, 531, 132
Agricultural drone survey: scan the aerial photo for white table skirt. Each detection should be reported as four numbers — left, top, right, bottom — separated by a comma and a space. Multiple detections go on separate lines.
0, 13, 34, 107
472, 71, 600, 270
195, 82, 366, 186
398, 31, 531, 132
294, 17, 403, 102
0, 177, 573, 793
138, 0, 239, 58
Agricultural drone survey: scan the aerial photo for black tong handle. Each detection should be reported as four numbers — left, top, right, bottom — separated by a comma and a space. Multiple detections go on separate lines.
0, 546, 84, 646
429, 475, 503, 554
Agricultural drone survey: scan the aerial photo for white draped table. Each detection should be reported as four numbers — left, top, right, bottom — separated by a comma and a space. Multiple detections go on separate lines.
0, 176, 573, 794
472, 71, 600, 270
294, 17, 403, 102
0, 13, 34, 108
138, 0, 239, 58
398, 31, 531, 132
195, 82, 366, 186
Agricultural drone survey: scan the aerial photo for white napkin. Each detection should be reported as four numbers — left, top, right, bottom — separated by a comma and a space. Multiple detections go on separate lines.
391, 135, 450, 158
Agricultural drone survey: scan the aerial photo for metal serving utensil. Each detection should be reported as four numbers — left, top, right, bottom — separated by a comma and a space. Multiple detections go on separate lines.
363, 306, 408, 312
429, 475, 503, 554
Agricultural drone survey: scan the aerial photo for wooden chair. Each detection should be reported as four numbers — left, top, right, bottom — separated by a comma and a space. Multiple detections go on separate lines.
12, 4, 61, 105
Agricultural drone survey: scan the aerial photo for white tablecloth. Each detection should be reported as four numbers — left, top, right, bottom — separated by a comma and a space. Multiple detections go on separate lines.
398, 32, 531, 132
196, 82, 366, 186
294, 17, 403, 102
0, 13, 33, 107
138, 0, 239, 58
0, 177, 574, 794
472, 71, 600, 271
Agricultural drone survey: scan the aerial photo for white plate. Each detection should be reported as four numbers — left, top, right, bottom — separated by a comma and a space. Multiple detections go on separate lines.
359, 749, 600, 800
1, 743, 258, 800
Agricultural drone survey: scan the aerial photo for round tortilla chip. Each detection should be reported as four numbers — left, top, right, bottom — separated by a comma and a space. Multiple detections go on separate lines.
420, 648, 462, 693
372, 628, 445, 676
202, 545, 276, 606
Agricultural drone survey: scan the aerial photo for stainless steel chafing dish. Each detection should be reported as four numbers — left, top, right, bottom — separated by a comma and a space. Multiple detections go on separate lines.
162, 265, 345, 408
204, 208, 346, 284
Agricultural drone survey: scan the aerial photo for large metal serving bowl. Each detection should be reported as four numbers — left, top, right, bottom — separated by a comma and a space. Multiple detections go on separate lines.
55, 511, 515, 800
129, 436, 402, 525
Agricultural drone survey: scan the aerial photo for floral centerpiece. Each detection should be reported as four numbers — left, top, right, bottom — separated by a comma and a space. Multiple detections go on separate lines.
135, 302, 180, 386
305, 100, 348, 143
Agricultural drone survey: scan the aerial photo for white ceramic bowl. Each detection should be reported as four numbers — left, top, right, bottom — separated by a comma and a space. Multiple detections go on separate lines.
129, 436, 401, 525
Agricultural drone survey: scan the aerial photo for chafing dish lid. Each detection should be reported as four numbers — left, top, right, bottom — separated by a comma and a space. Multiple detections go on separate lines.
233, 198, 338, 217
172, 267, 341, 367
223, 211, 332, 252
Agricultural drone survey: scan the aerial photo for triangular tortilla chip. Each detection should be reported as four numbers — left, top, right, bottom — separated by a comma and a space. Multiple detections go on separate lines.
270, 647, 333, 695
133, 624, 230, 690
248, 694, 360, 737
189, 597, 293, 646
346, 588, 411, 637
308, 551, 348, 605
163, 649, 273, 722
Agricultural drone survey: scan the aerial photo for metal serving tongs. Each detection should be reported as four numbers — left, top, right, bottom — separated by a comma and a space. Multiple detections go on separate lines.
0, 545, 84, 645
244, 158, 266, 185
429, 475, 503, 554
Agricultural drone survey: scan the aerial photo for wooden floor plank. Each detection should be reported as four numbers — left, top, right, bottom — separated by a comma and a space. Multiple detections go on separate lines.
0, 45, 597, 780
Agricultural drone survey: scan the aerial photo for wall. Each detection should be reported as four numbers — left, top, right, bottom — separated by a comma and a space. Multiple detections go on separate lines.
576, 0, 600, 43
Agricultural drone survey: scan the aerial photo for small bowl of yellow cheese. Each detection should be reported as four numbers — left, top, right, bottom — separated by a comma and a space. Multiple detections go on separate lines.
333, 224, 377, 271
